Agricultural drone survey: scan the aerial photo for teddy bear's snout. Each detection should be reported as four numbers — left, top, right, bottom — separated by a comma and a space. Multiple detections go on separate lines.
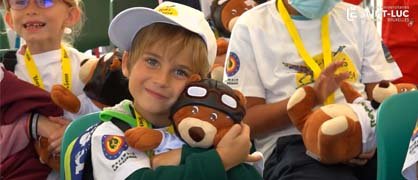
189, 127, 205, 142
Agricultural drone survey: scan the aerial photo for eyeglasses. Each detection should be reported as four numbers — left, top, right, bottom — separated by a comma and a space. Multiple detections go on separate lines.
186, 86, 238, 109
7, 0, 59, 10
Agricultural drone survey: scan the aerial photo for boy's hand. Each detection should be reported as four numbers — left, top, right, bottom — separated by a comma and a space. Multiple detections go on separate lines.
216, 123, 251, 171
246, 151, 263, 162
313, 61, 350, 104
151, 148, 182, 169
46, 116, 70, 153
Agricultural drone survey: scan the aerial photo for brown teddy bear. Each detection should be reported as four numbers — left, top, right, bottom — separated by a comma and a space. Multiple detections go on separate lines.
125, 78, 263, 179
51, 51, 132, 113
125, 78, 247, 151
286, 81, 416, 164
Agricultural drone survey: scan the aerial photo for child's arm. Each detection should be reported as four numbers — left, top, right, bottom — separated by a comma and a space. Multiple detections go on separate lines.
126, 124, 252, 180
0, 114, 31, 161
127, 149, 228, 180
36, 115, 65, 138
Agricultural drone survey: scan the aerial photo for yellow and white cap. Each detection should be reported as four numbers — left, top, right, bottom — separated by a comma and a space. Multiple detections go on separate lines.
108, 1, 217, 67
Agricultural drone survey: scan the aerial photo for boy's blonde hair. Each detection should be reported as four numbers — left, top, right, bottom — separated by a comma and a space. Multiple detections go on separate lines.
127, 23, 210, 78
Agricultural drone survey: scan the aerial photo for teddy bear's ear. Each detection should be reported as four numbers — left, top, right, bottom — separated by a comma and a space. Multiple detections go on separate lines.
79, 58, 98, 84
109, 55, 122, 71
188, 74, 202, 83
233, 89, 247, 106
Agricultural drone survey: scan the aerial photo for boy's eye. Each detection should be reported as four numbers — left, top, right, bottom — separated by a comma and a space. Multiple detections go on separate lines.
15, 0, 26, 5
145, 58, 159, 68
174, 69, 189, 78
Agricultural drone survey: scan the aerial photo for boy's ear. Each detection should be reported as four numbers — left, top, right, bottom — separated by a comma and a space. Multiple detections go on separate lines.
121, 51, 130, 77
4, 11, 15, 30
64, 6, 81, 27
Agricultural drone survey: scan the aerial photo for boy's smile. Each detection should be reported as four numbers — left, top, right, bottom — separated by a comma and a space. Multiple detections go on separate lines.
145, 87, 169, 100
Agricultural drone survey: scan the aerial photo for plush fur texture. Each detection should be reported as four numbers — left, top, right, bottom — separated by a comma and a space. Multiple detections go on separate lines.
287, 81, 417, 164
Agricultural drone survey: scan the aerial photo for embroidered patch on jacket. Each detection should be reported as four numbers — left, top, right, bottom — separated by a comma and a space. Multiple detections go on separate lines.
102, 135, 128, 160
226, 52, 240, 77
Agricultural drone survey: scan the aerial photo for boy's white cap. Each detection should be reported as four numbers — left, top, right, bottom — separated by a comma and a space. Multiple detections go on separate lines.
108, 1, 217, 67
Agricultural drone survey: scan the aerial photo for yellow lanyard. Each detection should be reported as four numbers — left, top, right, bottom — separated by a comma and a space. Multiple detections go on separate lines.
24, 46, 72, 90
277, 0, 334, 104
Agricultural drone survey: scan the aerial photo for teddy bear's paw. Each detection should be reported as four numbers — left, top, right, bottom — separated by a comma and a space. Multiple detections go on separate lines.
125, 127, 163, 151
51, 84, 80, 113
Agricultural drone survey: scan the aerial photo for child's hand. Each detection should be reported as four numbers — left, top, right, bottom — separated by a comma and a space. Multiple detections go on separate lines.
246, 151, 263, 162
46, 116, 70, 153
151, 148, 182, 169
347, 149, 375, 166
216, 123, 251, 171
313, 61, 350, 104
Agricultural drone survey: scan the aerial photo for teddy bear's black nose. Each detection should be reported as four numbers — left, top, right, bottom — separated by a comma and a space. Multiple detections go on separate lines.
379, 81, 390, 88
189, 127, 205, 142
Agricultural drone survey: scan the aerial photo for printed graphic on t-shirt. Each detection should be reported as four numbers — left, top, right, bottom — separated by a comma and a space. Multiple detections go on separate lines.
283, 48, 358, 88
226, 52, 240, 77
225, 52, 240, 86
102, 135, 129, 160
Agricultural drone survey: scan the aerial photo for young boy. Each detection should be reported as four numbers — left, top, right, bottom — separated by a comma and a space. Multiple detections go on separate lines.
89, 2, 253, 179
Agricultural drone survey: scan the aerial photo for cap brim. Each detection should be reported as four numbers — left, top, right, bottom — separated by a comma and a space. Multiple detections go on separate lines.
108, 7, 180, 51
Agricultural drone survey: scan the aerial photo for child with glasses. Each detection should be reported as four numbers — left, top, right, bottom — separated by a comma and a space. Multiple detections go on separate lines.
82, 2, 257, 180
2, 0, 98, 178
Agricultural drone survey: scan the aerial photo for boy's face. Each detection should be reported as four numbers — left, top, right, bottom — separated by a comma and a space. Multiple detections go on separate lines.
122, 41, 195, 118
4, 0, 79, 46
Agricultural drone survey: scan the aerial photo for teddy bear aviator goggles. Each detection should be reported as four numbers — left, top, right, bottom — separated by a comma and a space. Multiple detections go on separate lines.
187, 86, 238, 109
7, 0, 64, 10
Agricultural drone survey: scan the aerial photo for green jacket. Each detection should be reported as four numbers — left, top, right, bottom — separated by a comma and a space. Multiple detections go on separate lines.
127, 145, 262, 180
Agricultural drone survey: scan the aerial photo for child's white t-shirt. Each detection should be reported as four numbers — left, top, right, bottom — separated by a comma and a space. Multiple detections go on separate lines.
14, 47, 100, 120
14, 47, 89, 96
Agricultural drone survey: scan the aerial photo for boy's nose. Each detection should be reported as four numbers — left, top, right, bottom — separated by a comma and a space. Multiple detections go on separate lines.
152, 72, 170, 87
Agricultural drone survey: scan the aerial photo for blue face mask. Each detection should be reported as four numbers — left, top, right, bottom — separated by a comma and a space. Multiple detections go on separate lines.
288, 0, 341, 19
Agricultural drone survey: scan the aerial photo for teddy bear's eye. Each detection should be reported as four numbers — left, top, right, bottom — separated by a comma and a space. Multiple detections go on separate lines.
192, 106, 199, 114
210, 113, 218, 121
231, 9, 237, 15
400, 88, 407, 92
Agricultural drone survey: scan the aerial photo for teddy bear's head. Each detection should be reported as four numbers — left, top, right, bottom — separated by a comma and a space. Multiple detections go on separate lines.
371, 81, 417, 109
211, 0, 258, 37
80, 51, 133, 107
170, 79, 246, 148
